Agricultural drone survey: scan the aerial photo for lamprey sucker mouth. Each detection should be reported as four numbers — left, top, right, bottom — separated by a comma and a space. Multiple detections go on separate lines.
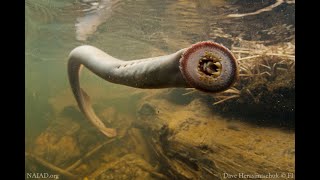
180, 41, 238, 93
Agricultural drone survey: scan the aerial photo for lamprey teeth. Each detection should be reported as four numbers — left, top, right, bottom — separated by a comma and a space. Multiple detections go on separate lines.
198, 56, 223, 77
214, 62, 221, 68
212, 71, 221, 77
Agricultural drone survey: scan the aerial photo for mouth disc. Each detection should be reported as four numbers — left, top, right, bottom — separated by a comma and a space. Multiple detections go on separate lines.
179, 41, 238, 93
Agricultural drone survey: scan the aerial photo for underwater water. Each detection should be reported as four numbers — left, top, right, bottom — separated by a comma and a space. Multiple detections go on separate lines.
26, 0, 295, 179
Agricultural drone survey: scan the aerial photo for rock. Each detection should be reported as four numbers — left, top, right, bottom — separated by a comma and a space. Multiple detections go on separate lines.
137, 103, 157, 118
46, 117, 81, 137
133, 95, 295, 179
33, 132, 80, 166
32, 118, 81, 166
135, 102, 165, 132
89, 154, 165, 180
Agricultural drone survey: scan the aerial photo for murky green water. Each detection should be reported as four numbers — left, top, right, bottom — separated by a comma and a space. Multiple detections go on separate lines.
26, 0, 295, 179
26, 0, 232, 142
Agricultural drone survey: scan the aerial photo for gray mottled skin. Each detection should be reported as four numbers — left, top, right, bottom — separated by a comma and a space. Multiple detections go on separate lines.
68, 45, 189, 137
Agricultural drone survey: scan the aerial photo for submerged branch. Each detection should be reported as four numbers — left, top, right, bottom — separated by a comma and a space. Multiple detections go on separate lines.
66, 138, 118, 171
25, 152, 77, 179
227, 0, 285, 18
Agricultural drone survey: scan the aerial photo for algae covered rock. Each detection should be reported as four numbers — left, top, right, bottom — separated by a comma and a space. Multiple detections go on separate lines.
32, 117, 81, 166
89, 154, 165, 180
134, 96, 295, 179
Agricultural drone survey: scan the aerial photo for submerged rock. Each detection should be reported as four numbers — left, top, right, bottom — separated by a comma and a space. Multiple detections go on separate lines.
133, 96, 295, 179
89, 154, 165, 180
137, 103, 157, 118
33, 132, 80, 166
31, 118, 81, 166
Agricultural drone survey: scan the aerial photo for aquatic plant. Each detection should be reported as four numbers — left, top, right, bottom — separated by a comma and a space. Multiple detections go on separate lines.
183, 41, 294, 108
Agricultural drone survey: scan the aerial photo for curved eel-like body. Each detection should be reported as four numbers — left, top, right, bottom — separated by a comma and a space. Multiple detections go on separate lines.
68, 41, 238, 137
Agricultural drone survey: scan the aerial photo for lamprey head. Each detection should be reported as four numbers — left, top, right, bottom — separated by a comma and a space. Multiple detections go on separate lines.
180, 41, 238, 92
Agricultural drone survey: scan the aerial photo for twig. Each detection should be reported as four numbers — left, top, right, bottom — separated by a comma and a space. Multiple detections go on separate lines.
66, 138, 117, 171
276, 67, 288, 72
182, 89, 197, 96
260, 71, 272, 76
223, 87, 240, 94
25, 152, 77, 179
259, 63, 271, 70
232, 51, 294, 59
227, 0, 284, 18
232, 50, 251, 54
264, 53, 295, 59
246, 89, 259, 103
214, 95, 234, 99
213, 95, 240, 105
237, 55, 262, 61
135, 164, 168, 180
239, 66, 253, 76
202, 166, 215, 176
239, 74, 253, 77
